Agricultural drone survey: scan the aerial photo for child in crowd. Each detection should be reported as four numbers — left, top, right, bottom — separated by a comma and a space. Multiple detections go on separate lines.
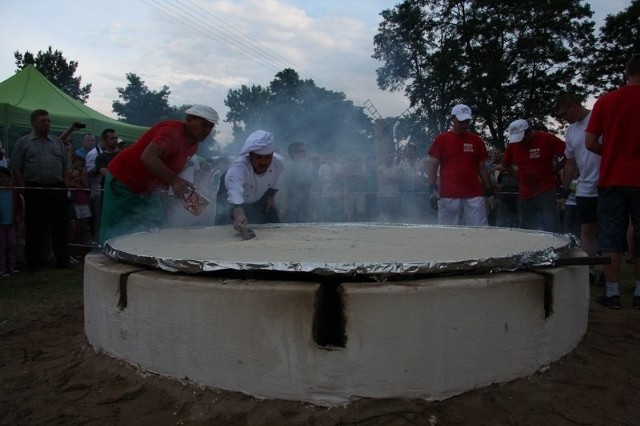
69, 156, 91, 254
0, 167, 23, 276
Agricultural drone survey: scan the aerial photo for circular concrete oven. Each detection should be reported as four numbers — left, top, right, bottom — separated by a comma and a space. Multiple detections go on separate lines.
84, 224, 589, 405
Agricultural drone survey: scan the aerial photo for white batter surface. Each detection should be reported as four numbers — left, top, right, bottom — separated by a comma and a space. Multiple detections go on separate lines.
106, 225, 570, 264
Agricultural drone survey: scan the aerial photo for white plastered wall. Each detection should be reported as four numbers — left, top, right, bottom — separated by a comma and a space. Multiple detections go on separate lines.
84, 252, 589, 405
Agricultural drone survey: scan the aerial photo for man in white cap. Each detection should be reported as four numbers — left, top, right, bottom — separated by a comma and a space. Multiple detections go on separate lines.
498, 118, 565, 232
428, 104, 494, 226
215, 130, 285, 229
100, 104, 218, 242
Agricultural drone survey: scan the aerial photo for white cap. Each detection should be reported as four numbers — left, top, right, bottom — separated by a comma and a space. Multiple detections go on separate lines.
239, 130, 274, 156
185, 104, 219, 124
451, 104, 472, 121
508, 119, 529, 143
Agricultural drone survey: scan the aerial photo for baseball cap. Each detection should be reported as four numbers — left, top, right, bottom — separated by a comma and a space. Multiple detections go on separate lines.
451, 104, 472, 121
185, 104, 219, 124
508, 119, 529, 143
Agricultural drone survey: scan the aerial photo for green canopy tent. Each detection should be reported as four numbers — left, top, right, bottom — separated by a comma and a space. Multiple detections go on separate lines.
0, 64, 148, 153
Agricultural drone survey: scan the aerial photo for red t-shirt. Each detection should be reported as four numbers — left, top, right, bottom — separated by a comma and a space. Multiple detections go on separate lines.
503, 132, 565, 200
586, 85, 640, 188
108, 121, 199, 194
428, 130, 487, 198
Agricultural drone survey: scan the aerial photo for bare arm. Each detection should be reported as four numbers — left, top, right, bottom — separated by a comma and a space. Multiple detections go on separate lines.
561, 158, 578, 197
140, 143, 193, 197
427, 157, 439, 190
58, 122, 84, 141
585, 132, 602, 155
478, 163, 492, 191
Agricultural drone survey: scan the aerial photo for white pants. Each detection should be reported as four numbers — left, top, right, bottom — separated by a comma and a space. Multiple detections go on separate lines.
437, 196, 488, 226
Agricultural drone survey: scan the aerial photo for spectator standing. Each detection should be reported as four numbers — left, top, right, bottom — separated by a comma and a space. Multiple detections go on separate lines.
556, 93, 601, 283
318, 154, 345, 222
74, 133, 96, 160
68, 156, 91, 254
100, 105, 218, 242
585, 54, 640, 309
0, 167, 23, 276
279, 141, 313, 223
428, 104, 493, 226
9, 109, 71, 270
399, 143, 428, 223
85, 129, 115, 241
377, 151, 403, 222
343, 151, 368, 222
499, 119, 565, 233
491, 149, 520, 228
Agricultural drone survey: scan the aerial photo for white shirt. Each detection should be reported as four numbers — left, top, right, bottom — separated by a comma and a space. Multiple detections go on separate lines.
564, 111, 600, 197
225, 154, 285, 205
85, 144, 103, 197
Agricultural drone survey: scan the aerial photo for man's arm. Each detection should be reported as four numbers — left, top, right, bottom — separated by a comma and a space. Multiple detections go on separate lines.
478, 163, 493, 191
427, 157, 439, 192
561, 158, 578, 196
585, 132, 603, 155
140, 143, 193, 197
58, 122, 84, 141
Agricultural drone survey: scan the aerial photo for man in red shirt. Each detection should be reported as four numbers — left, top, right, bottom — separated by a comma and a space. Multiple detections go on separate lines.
585, 54, 640, 310
428, 104, 494, 226
100, 105, 218, 242
499, 119, 565, 232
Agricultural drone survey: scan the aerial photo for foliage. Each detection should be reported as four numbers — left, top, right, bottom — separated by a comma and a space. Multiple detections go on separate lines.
584, 0, 640, 94
112, 73, 178, 126
14, 46, 92, 103
224, 68, 374, 155
373, 0, 596, 150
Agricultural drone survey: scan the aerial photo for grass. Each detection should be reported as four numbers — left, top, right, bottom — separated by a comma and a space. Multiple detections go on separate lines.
0, 265, 84, 329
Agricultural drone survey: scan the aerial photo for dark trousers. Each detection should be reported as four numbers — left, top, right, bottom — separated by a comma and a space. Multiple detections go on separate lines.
24, 184, 69, 269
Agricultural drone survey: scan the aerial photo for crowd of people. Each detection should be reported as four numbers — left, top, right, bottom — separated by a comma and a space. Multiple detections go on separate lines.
1, 54, 638, 310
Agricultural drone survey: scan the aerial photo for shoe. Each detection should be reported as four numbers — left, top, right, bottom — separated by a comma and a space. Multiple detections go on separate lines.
10, 269, 19, 274
597, 295, 621, 310
0, 270, 8, 277
633, 296, 640, 310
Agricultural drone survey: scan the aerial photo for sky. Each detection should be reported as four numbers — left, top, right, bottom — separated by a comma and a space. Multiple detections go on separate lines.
0, 0, 632, 146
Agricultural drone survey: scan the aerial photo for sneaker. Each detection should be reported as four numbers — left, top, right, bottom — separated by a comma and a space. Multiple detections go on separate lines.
0, 270, 9, 277
633, 296, 640, 310
597, 295, 621, 310
9, 269, 19, 274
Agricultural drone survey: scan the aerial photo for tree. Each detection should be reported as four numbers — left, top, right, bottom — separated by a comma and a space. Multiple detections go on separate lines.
112, 73, 176, 126
224, 68, 373, 154
373, 0, 596, 150
14, 46, 92, 103
585, 0, 640, 94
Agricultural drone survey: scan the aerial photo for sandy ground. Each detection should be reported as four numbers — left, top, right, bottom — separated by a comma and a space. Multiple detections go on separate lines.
1, 281, 640, 425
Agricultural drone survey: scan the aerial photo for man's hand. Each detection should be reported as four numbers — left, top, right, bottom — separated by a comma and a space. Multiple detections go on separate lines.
232, 206, 248, 230
170, 177, 194, 199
